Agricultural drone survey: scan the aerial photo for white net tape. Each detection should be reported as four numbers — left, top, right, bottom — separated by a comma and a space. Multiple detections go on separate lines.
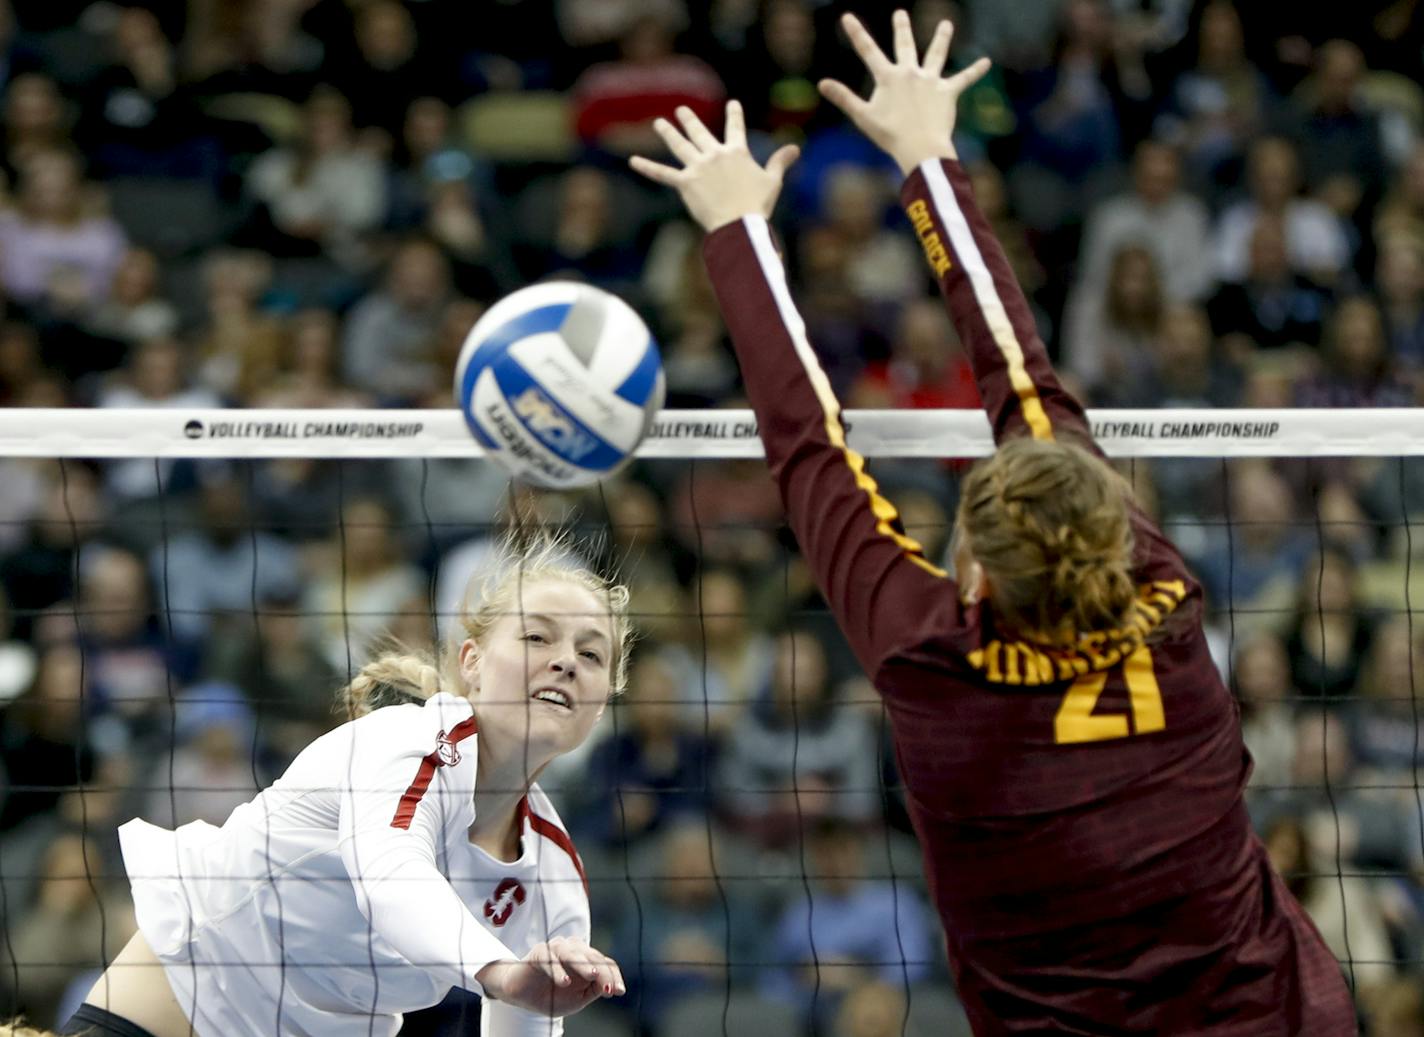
7, 407, 1424, 458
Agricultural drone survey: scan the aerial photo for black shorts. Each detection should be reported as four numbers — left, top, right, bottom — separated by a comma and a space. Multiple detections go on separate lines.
57, 1003, 162, 1037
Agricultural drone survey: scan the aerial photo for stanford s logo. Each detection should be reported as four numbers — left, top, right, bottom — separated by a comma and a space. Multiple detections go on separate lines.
435, 730, 461, 767
483, 878, 526, 926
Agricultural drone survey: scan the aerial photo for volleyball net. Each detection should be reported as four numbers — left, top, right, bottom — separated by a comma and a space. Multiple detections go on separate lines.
3, 406, 1424, 1036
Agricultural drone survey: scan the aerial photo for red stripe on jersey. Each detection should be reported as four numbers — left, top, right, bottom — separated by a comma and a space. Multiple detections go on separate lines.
390, 714, 479, 830
521, 797, 588, 896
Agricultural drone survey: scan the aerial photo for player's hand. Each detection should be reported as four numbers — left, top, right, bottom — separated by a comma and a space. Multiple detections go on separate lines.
629, 100, 799, 233
818, 9, 992, 176
476, 937, 625, 1017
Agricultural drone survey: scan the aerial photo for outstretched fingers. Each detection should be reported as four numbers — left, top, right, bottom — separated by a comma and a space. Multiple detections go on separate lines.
921, 19, 954, 77
628, 155, 682, 186
840, 12, 892, 76
724, 99, 747, 148
652, 117, 700, 165
891, 9, 917, 65
674, 105, 719, 151
817, 77, 868, 119
765, 144, 801, 183
947, 55, 993, 95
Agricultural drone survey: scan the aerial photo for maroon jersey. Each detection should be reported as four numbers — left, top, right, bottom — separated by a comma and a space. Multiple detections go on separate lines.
700, 158, 1356, 1035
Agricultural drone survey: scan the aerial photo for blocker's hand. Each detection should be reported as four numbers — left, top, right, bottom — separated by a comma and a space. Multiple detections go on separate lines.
818, 9, 992, 175
477, 936, 625, 1017
629, 100, 799, 233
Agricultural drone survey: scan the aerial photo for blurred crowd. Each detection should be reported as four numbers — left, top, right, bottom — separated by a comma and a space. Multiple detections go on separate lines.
1, 0, 1424, 1034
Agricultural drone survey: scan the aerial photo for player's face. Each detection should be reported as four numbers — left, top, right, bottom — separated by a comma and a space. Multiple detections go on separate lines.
461, 579, 613, 766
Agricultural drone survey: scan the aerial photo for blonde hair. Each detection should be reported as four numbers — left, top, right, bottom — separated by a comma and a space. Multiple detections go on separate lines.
957, 437, 1136, 646
338, 532, 632, 719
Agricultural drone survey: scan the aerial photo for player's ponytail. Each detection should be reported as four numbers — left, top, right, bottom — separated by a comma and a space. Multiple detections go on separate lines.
337, 650, 445, 719
957, 437, 1136, 646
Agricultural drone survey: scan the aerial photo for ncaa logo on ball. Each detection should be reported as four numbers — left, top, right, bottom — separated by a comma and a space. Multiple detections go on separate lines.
454, 281, 664, 489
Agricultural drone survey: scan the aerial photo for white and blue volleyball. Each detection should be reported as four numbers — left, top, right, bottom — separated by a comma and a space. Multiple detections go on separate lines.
455, 282, 664, 489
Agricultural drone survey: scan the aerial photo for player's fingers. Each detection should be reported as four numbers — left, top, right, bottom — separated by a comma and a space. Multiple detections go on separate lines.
559, 944, 603, 984
652, 117, 700, 165
817, 79, 868, 119
840, 12, 892, 76
891, 8, 917, 65
765, 144, 801, 183
536, 946, 573, 987
628, 155, 683, 186
724, 99, 747, 148
675, 105, 720, 151
593, 949, 627, 995
921, 19, 953, 77
946, 55, 992, 95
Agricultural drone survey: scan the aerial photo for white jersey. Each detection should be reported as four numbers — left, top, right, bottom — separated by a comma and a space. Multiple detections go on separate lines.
118, 692, 590, 1037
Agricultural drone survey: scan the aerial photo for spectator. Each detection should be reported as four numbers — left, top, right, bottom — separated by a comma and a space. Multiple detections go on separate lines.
242, 86, 385, 265
0, 831, 135, 1026
1207, 213, 1332, 354
659, 568, 774, 736
571, 12, 725, 156
193, 249, 285, 403
1, 72, 70, 183
0, 463, 100, 641
612, 820, 760, 1030
327, 1, 448, 140
1264, 814, 1397, 1001
1154, 0, 1271, 193
1375, 233, 1424, 374
716, 627, 881, 838
76, 544, 195, 727
1296, 295, 1413, 407
1347, 615, 1424, 775
849, 298, 979, 411
202, 585, 341, 765
83, 247, 178, 348
516, 165, 647, 293
303, 495, 425, 671
1061, 242, 1164, 395
1233, 632, 1300, 794
1213, 135, 1351, 286
341, 238, 451, 402
761, 818, 935, 1024
577, 653, 714, 846
79, 7, 219, 180
1190, 460, 1314, 624
1282, 39, 1389, 221
1129, 302, 1238, 409
1283, 547, 1373, 701
1376, 140, 1424, 244
251, 308, 368, 409
1074, 139, 1213, 305
147, 465, 301, 642
143, 681, 262, 827
730, 0, 827, 141
0, 644, 93, 832
1009, 0, 1139, 235
0, 148, 126, 311
817, 164, 925, 305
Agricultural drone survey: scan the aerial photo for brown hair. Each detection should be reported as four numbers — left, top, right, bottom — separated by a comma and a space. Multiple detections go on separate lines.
338, 532, 633, 718
957, 437, 1136, 645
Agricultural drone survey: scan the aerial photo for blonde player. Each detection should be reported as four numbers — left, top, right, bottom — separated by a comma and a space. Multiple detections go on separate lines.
60, 537, 627, 1037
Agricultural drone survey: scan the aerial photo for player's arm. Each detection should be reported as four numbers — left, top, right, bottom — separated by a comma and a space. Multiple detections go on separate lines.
630, 102, 961, 676
338, 695, 621, 1017
481, 906, 591, 1037
820, 12, 1094, 450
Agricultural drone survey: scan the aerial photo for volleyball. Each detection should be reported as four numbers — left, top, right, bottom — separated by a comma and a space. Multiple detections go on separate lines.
454, 281, 664, 489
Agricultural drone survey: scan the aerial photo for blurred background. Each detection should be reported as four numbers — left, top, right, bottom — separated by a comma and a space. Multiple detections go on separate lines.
1, 0, 1424, 1034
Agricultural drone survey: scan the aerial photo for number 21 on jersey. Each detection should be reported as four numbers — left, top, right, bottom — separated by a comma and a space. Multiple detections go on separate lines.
1054, 645, 1165, 744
